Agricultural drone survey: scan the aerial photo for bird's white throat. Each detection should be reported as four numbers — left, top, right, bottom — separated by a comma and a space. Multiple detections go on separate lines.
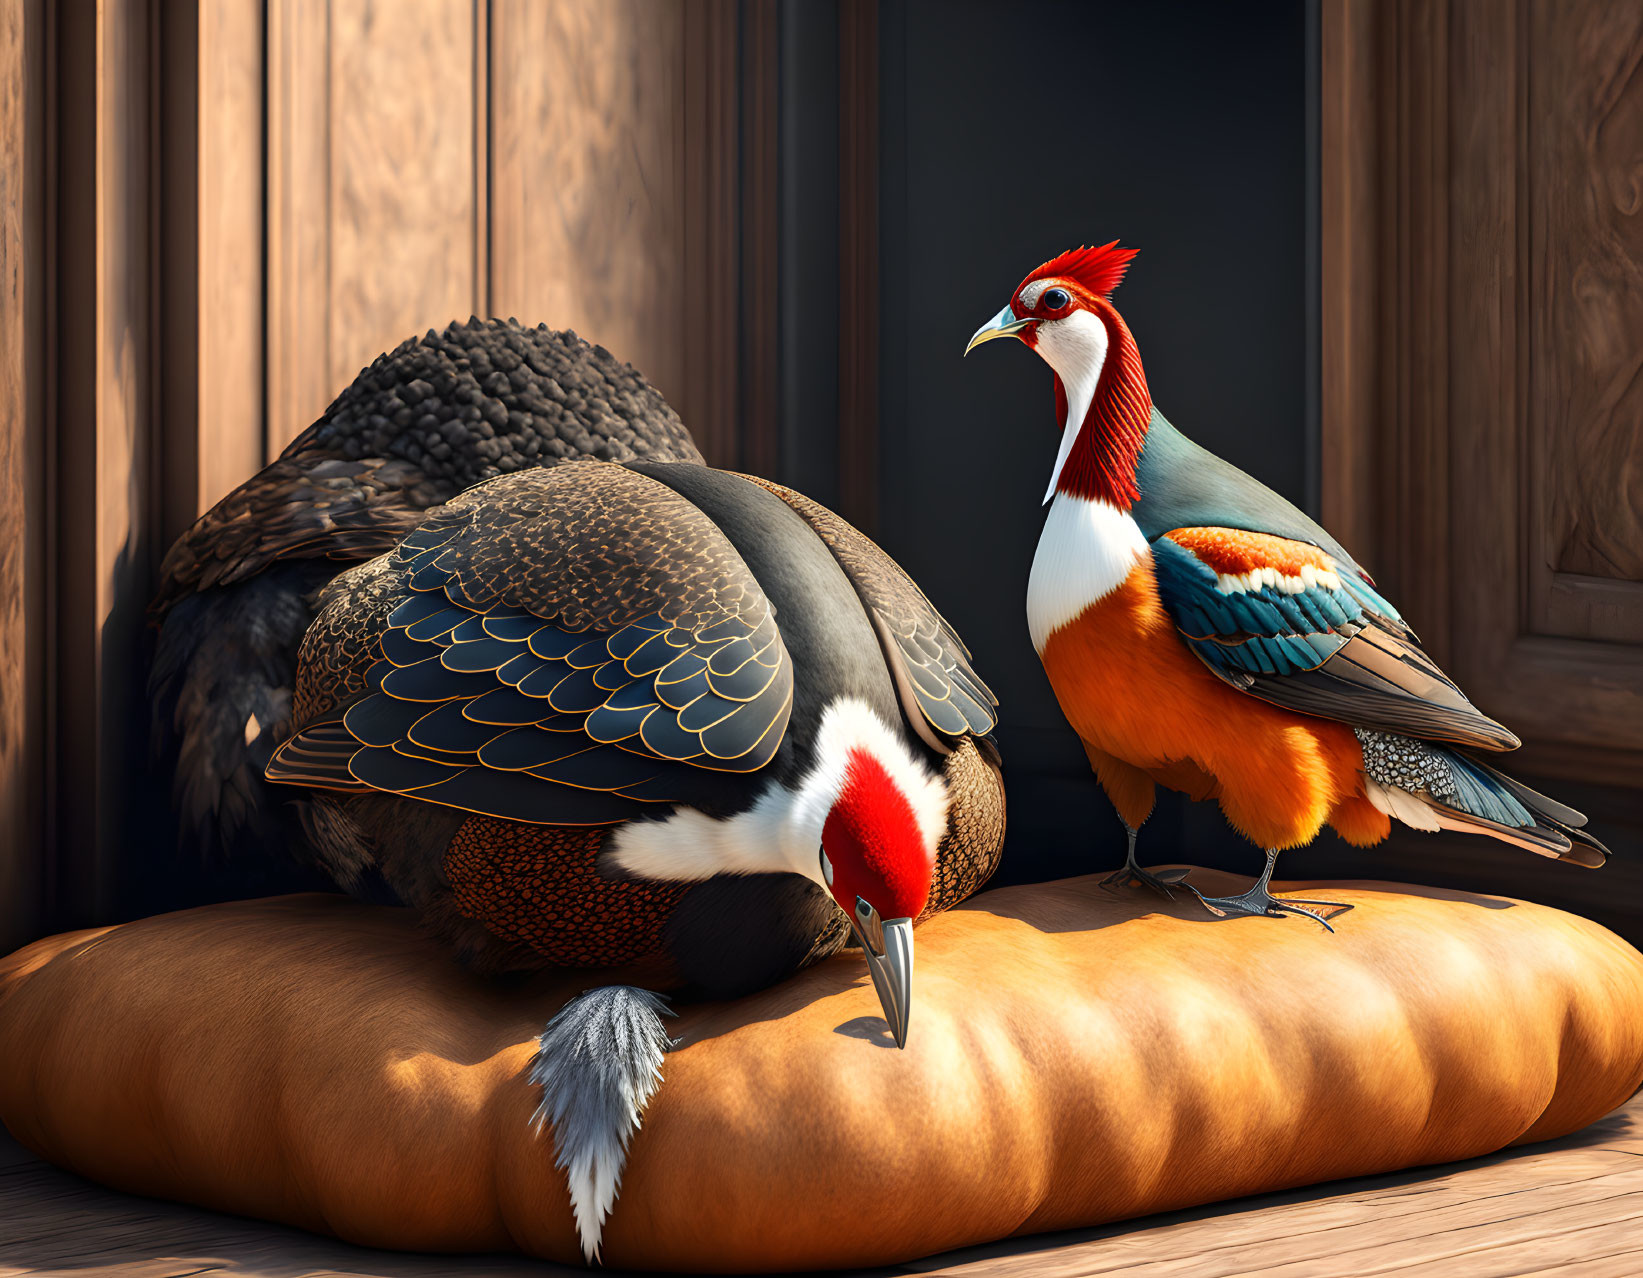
1027, 491, 1148, 653
1034, 308, 1110, 504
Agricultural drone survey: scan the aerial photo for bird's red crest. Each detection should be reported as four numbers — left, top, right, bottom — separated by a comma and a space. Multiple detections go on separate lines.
1024, 241, 1139, 301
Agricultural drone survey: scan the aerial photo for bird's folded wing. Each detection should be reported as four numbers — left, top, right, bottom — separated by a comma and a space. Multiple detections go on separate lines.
1151, 527, 1519, 751
266, 462, 794, 824
150, 454, 430, 615
731, 474, 997, 750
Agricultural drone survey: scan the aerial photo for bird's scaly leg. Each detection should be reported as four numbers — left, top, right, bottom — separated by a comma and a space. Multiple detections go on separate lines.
1183, 848, 1354, 931
1099, 821, 1192, 898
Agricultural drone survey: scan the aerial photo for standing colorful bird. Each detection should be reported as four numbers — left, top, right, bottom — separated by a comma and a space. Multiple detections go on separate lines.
966, 242, 1605, 926
263, 457, 1004, 1257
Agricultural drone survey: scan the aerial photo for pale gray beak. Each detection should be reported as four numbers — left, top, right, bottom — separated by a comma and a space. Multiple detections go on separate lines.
964, 303, 1034, 355
851, 896, 914, 1049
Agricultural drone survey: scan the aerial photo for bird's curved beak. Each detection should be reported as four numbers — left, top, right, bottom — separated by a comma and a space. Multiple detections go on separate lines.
851, 896, 914, 1049
964, 304, 1033, 355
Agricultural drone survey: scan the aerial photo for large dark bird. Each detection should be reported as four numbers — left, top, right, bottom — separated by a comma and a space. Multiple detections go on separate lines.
150, 319, 700, 865
261, 459, 1005, 1256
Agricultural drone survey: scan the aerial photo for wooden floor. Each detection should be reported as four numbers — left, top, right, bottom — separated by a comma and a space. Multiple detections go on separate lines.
0, 1093, 1637, 1278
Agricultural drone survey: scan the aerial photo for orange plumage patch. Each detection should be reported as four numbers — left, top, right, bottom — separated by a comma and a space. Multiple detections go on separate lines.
1165, 527, 1336, 579
1040, 561, 1377, 850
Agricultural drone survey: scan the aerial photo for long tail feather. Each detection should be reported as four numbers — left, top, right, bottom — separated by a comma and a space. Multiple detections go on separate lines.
1358, 730, 1607, 868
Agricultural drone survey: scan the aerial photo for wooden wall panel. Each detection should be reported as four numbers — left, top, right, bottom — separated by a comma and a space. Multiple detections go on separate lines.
490, 0, 693, 428
269, 0, 487, 451
197, 4, 267, 522
1317, 0, 1643, 936
0, 0, 45, 952
267, 0, 333, 450
1319, 0, 1380, 568
1527, 0, 1643, 646
328, 0, 484, 395
159, 2, 266, 548
53, 0, 158, 924
1322, 0, 1643, 788
1446, 0, 1643, 781
837, 0, 879, 531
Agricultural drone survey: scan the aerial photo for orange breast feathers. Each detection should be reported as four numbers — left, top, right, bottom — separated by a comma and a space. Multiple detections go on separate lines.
1037, 558, 1388, 850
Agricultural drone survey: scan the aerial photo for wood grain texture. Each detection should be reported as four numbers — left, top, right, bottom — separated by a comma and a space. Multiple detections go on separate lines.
490, 0, 687, 410
197, 3, 267, 519
1319, 0, 1381, 570
51, 0, 157, 926
1321, 0, 1643, 788
0, 0, 44, 955
1448, 0, 1643, 780
269, 0, 487, 451
679, 0, 740, 467
328, 0, 482, 397
1528, 0, 1643, 642
267, 0, 334, 449
158, 2, 266, 548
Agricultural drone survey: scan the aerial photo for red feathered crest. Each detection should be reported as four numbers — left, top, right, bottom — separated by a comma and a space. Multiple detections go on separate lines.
1025, 241, 1138, 299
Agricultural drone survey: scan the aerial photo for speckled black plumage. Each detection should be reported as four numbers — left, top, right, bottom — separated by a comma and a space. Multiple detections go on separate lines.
150, 319, 702, 863
293, 319, 701, 491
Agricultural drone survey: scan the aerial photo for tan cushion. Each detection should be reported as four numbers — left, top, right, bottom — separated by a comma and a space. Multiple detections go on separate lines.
1, 871, 1639, 1271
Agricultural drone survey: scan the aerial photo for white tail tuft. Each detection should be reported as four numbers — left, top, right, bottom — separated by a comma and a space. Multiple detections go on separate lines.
529, 986, 674, 1263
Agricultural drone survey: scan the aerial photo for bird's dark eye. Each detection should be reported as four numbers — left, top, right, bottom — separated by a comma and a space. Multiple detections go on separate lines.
1041, 287, 1071, 311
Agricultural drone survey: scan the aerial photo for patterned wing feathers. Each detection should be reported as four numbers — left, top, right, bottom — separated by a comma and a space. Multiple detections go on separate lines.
269, 463, 794, 825
1154, 528, 1519, 752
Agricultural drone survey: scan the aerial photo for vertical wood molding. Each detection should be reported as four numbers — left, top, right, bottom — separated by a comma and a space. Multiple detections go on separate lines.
680, 0, 740, 467
159, 2, 265, 548
266, 0, 331, 452
472, 0, 489, 325
1319, 0, 1382, 571
837, 0, 878, 532
0, 0, 46, 949
738, 0, 781, 479
197, 3, 266, 514
52, 0, 157, 924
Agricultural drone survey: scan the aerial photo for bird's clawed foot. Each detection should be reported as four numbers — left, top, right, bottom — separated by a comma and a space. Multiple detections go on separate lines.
1182, 882, 1353, 931
1099, 862, 1192, 898
1179, 847, 1354, 931
1099, 823, 1189, 899
529, 985, 676, 1264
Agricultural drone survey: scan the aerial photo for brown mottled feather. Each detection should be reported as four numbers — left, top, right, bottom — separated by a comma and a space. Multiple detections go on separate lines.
920, 736, 1007, 921
442, 819, 686, 966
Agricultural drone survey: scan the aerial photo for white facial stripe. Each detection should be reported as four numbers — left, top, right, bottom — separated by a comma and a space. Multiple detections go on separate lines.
1032, 309, 1110, 504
